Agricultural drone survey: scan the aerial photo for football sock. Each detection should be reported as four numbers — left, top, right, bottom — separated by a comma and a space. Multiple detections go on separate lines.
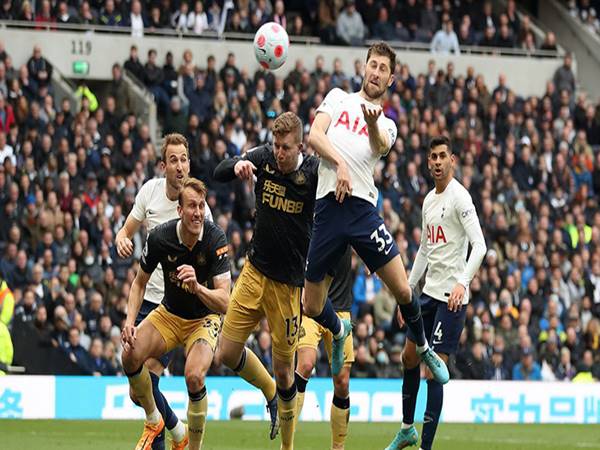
311, 298, 342, 337
234, 347, 277, 402
277, 383, 298, 450
399, 295, 428, 348
331, 395, 350, 450
294, 372, 308, 424
126, 365, 159, 423
421, 379, 443, 450
402, 366, 421, 425
169, 420, 187, 444
149, 373, 167, 450
187, 387, 208, 450
150, 372, 178, 430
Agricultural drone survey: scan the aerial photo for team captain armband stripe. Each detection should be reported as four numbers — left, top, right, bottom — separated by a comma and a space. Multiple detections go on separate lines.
215, 245, 229, 256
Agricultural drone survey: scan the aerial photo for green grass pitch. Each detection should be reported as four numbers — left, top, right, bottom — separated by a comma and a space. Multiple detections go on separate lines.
0, 420, 598, 449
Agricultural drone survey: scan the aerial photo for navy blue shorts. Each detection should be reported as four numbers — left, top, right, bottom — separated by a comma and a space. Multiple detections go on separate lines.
406, 293, 467, 355
135, 300, 173, 368
305, 194, 399, 282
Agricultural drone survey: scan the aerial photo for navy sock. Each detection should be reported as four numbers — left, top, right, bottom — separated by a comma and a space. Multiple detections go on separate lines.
295, 371, 308, 393
402, 366, 420, 425
421, 379, 443, 450
311, 298, 341, 336
149, 372, 166, 450
399, 296, 426, 347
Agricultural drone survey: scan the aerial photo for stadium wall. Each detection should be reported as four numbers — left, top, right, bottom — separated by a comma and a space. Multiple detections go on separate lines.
0, 29, 564, 97
0, 376, 598, 424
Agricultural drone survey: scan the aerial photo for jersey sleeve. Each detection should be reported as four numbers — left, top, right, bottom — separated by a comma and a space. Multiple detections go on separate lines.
455, 190, 486, 288
139, 230, 161, 275
316, 88, 346, 119
242, 145, 266, 168
209, 229, 231, 278
381, 117, 397, 154
129, 180, 152, 222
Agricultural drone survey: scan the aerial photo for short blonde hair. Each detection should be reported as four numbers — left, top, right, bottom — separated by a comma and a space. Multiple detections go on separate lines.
272, 111, 303, 144
178, 178, 207, 206
161, 133, 189, 162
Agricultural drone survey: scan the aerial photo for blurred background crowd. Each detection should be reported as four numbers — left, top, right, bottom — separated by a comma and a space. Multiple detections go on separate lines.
0, 0, 598, 383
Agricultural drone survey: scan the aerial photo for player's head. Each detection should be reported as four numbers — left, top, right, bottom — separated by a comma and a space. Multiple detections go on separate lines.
428, 135, 455, 182
272, 111, 303, 174
161, 133, 190, 191
177, 177, 207, 236
362, 42, 396, 101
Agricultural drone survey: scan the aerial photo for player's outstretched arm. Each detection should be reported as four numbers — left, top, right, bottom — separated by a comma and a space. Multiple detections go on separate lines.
115, 215, 142, 258
309, 112, 352, 202
361, 103, 391, 156
122, 268, 151, 349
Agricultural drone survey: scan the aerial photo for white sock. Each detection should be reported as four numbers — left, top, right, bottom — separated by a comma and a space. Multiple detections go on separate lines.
169, 419, 186, 442
401, 422, 413, 430
334, 320, 345, 340
147, 407, 161, 425
416, 343, 429, 354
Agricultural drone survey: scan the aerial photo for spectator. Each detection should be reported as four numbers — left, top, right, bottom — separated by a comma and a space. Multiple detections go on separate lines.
351, 345, 377, 378
63, 326, 92, 374
431, 17, 461, 55
554, 53, 576, 95
128, 0, 147, 38
512, 347, 542, 380
189, 1, 209, 34
27, 45, 52, 89
88, 337, 115, 375
99, 0, 124, 26
123, 45, 145, 82
336, 0, 365, 46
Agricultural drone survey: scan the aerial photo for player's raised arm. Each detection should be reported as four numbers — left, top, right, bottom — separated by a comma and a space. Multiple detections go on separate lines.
309, 112, 353, 202
115, 215, 143, 258
214, 147, 264, 182
361, 103, 393, 156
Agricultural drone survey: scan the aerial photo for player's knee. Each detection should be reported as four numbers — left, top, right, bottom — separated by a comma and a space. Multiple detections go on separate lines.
333, 374, 349, 398
303, 300, 322, 318
396, 285, 412, 305
121, 348, 141, 372
296, 360, 314, 379
185, 370, 207, 392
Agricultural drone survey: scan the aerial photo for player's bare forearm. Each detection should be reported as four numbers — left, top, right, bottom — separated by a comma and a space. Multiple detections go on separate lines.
309, 114, 345, 168
116, 216, 141, 258
367, 122, 389, 155
195, 284, 230, 314
125, 272, 148, 325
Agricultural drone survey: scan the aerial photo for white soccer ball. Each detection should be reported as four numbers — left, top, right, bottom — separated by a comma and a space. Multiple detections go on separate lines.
253, 22, 289, 71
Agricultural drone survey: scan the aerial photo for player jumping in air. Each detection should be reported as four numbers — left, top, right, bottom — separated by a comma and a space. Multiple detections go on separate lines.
121, 178, 230, 450
295, 246, 354, 450
213, 112, 319, 450
302, 42, 449, 384
115, 133, 213, 450
385, 136, 486, 450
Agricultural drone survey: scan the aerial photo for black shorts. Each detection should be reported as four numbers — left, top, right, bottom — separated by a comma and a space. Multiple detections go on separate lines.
135, 300, 174, 368
406, 293, 467, 355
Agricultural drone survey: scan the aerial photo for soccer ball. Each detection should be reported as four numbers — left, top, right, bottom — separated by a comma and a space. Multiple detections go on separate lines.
253, 22, 289, 71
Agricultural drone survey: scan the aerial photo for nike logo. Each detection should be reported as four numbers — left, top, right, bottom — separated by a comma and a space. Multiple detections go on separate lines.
384, 246, 392, 255
167, 255, 177, 262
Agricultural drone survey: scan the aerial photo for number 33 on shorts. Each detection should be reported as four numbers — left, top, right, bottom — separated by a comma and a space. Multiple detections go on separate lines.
370, 224, 393, 254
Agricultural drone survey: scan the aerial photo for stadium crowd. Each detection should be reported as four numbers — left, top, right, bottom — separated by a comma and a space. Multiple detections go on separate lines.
0, 0, 558, 52
0, 30, 599, 382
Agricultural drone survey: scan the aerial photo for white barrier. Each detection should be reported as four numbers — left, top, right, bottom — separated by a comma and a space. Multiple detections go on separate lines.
0, 376, 598, 423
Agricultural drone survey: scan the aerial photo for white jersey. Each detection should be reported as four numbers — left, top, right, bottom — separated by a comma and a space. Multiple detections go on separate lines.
315, 88, 397, 206
408, 178, 486, 304
129, 177, 213, 304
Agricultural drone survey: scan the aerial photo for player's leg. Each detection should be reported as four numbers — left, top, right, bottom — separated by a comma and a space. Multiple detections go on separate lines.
219, 262, 278, 439
121, 317, 169, 450
295, 315, 322, 423
303, 196, 350, 366
131, 301, 183, 450
324, 311, 353, 450
181, 314, 221, 450
265, 282, 303, 450
420, 300, 466, 450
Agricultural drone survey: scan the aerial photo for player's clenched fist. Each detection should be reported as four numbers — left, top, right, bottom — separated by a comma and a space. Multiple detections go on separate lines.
177, 264, 199, 294
234, 160, 257, 180
116, 235, 134, 258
